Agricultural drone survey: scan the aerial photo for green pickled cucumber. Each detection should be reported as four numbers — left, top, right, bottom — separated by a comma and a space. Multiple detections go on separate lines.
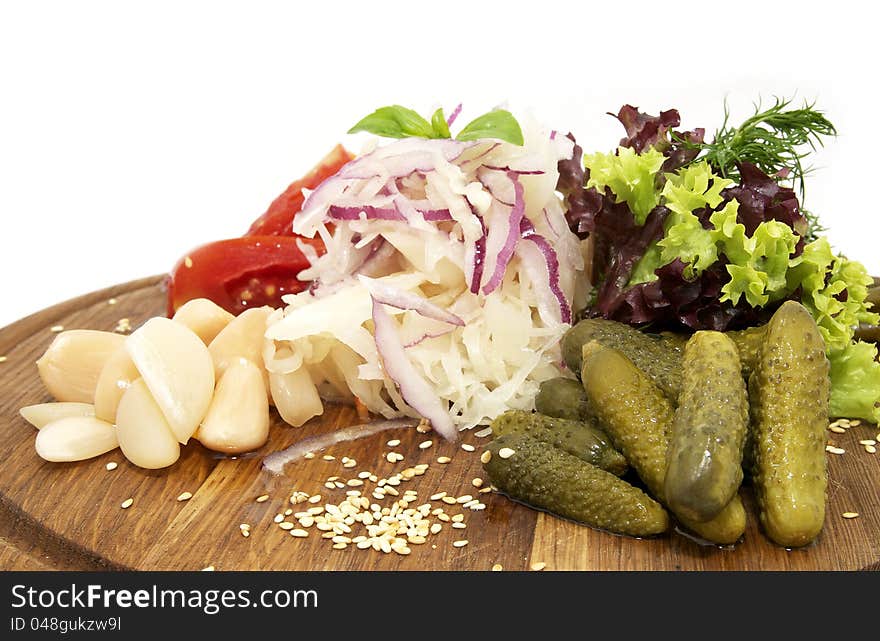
728, 324, 767, 380
749, 300, 829, 547
581, 342, 746, 545
664, 331, 749, 523
491, 410, 628, 476
482, 433, 669, 537
563, 318, 682, 402
535, 377, 594, 422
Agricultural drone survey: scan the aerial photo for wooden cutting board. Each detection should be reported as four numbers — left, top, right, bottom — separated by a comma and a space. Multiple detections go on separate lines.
1, 276, 878, 571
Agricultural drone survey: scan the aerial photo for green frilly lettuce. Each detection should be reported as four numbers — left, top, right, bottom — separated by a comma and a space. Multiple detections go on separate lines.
584, 147, 665, 224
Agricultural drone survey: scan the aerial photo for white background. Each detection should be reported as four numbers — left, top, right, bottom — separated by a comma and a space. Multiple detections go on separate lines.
1, 0, 877, 328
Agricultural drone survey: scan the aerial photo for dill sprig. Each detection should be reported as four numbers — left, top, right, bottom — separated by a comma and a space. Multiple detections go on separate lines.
679, 96, 836, 240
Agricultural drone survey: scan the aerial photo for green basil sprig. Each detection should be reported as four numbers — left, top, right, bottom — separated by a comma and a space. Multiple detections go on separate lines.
348, 104, 523, 146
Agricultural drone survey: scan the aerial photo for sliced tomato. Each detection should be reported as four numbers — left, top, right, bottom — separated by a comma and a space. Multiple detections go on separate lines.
245, 144, 354, 236
166, 236, 324, 316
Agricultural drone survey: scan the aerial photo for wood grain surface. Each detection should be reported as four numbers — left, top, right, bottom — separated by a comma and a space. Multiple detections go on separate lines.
1, 277, 878, 571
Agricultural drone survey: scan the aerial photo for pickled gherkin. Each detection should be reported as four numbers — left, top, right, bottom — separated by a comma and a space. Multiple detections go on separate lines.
749, 300, 829, 547
535, 377, 593, 422
664, 331, 749, 523
563, 318, 682, 402
491, 410, 627, 476
482, 434, 669, 537
581, 342, 746, 545
728, 324, 767, 380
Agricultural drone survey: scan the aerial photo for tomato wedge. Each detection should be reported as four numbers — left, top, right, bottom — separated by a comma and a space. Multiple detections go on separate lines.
245, 144, 353, 236
166, 236, 324, 316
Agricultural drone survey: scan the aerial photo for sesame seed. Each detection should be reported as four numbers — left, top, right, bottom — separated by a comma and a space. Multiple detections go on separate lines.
290, 529, 309, 538
866, 445, 877, 454
241, 529, 250, 538
50, 325, 64, 333
307, 506, 324, 515
284, 508, 293, 516
255, 494, 269, 503
430, 492, 447, 501
334, 481, 345, 489
531, 562, 547, 571
343, 460, 357, 468
430, 523, 442, 534
825, 446, 846, 455
498, 448, 516, 459
478, 487, 493, 494
829, 426, 846, 434
437, 513, 451, 523
442, 496, 457, 505
278, 522, 294, 530
322, 455, 336, 461
436, 456, 451, 464
456, 495, 473, 504
492, 564, 503, 571
239, 523, 251, 531
472, 478, 484, 488
850, 420, 861, 427
451, 513, 464, 523
304, 452, 315, 459
0, 356, 7, 363
480, 451, 492, 464
184, 256, 193, 268
452, 522, 467, 530
387, 439, 401, 447
105, 462, 117, 471
842, 512, 859, 519
419, 440, 433, 450
201, 565, 214, 571
120, 498, 133, 509
358, 471, 371, 479
452, 540, 469, 548
274, 514, 285, 523
308, 494, 322, 504
416, 419, 431, 433
347, 479, 364, 487
859, 439, 876, 446
474, 427, 493, 438
460, 443, 476, 452
177, 491, 193, 502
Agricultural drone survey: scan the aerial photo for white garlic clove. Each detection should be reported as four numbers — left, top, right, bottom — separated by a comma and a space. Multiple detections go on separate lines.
197, 359, 269, 454
125, 317, 214, 444
93, 346, 140, 423
116, 378, 181, 469
36, 330, 125, 403
35, 416, 118, 462
208, 306, 272, 383
172, 298, 235, 345
269, 366, 323, 428
19, 402, 95, 429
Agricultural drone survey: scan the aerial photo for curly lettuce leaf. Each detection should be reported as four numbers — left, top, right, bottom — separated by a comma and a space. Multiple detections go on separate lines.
584, 146, 665, 224
661, 161, 733, 217
828, 341, 880, 423
657, 212, 717, 278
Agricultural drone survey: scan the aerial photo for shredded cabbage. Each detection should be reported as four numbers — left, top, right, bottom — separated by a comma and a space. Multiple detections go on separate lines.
264, 122, 585, 431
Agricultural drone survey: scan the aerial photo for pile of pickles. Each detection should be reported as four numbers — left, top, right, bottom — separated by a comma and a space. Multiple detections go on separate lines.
482, 300, 830, 547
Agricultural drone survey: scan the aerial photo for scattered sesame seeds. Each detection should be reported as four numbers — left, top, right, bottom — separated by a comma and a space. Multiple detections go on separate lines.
842, 512, 860, 519
452, 540, 469, 548
436, 456, 451, 464
387, 439, 401, 447
859, 439, 876, 446
452, 522, 467, 530
480, 450, 492, 464
430, 523, 442, 535
0, 356, 7, 363
492, 564, 503, 571
114, 318, 131, 333
498, 447, 516, 459
304, 452, 315, 459
461, 443, 476, 452
419, 440, 433, 450
442, 496, 457, 505
826, 446, 846, 455
201, 565, 214, 571
850, 420, 861, 427
290, 529, 309, 538
278, 522, 294, 531
867, 445, 877, 454
120, 498, 133, 509
107, 297, 118, 305
105, 462, 117, 471
430, 492, 447, 501
386, 452, 405, 463
530, 562, 547, 571
184, 256, 193, 268
308, 494, 322, 504
322, 455, 336, 461
50, 325, 64, 333
472, 478, 484, 488
474, 427, 493, 438
274, 514, 285, 523
255, 494, 269, 503
416, 419, 431, 433
343, 459, 357, 468
177, 491, 193, 502
829, 426, 846, 434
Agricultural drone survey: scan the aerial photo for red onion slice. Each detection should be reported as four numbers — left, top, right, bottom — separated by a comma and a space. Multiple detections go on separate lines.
520, 218, 572, 324
328, 205, 453, 222
480, 172, 525, 295
371, 298, 458, 441
446, 103, 463, 127
359, 276, 464, 327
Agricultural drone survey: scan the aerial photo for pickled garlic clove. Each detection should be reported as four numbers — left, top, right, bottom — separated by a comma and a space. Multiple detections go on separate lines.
116, 378, 181, 469
36, 330, 125, 403
19, 402, 95, 429
197, 359, 269, 454
93, 346, 140, 423
35, 416, 118, 462
172, 298, 235, 345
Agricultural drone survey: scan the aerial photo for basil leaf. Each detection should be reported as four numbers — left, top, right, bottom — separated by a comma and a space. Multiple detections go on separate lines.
348, 105, 435, 139
430, 108, 451, 139
456, 109, 524, 145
